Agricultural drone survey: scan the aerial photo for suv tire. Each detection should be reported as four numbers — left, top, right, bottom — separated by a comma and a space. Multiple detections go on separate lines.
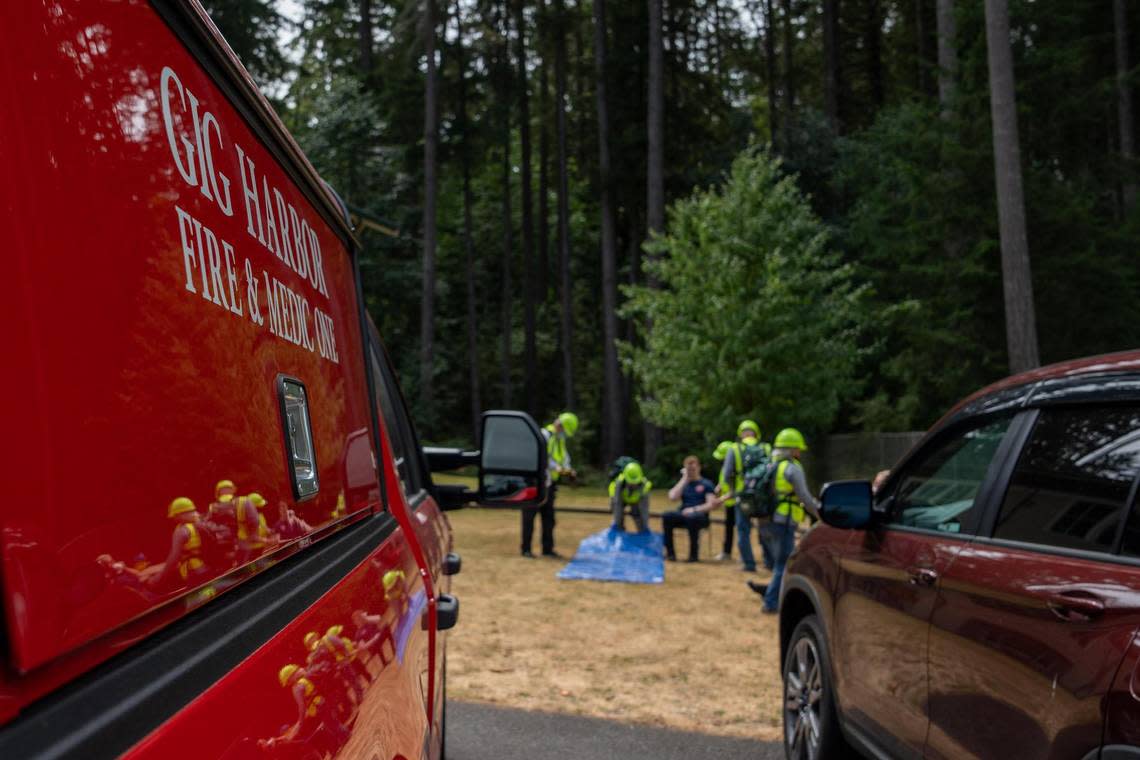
782, 615, 846, 760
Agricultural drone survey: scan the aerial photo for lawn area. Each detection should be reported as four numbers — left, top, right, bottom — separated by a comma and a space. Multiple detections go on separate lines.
444, 505, 784, 741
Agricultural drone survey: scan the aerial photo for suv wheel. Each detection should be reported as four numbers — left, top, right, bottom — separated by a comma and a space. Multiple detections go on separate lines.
783, 615, 844, 760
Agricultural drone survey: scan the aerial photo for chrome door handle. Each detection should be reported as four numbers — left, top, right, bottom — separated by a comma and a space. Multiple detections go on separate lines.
907, 567, 938, 587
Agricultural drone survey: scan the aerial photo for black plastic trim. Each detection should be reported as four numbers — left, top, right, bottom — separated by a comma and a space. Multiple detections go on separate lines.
1101, 746, 1140, 759
975, 408, 1040, 538
0, 512, 398, 759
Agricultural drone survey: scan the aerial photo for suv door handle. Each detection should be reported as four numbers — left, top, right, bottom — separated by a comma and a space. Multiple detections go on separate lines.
907, 567, 938, 587
1046, 591, 1105, 622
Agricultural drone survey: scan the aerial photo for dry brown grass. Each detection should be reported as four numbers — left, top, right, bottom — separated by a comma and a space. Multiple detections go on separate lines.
445, 506, 784, 740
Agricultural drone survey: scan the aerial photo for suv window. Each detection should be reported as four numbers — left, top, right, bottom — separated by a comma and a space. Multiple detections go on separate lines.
369, 346, 425, 500
888, 417, 1013, 534
995, 406, 1140, 554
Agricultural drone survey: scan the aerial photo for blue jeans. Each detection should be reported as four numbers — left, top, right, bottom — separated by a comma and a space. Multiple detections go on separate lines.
764, 522, 797, 612
735, 505, 756, 570
757, 521, 776, 570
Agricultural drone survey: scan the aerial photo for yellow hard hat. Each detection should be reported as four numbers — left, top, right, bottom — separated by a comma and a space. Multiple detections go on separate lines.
774, 428, 808, 451
278, 664, 300, 687
167, 497, 196, 518
215, 480, 235, 499
303, 631, 319, 650
713, 440, 733, 461
247, 493, 267, 507
326, 625, 344, 638
383, 570, 406, 592
737, 420, 761, 439
622, 461, 645, 485
558, 412, 579, 437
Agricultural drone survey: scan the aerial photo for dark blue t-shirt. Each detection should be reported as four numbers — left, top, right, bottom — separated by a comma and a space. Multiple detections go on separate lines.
681, 478, 716, 509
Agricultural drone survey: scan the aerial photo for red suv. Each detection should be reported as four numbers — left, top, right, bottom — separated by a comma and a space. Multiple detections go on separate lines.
780, 350, 1140, 760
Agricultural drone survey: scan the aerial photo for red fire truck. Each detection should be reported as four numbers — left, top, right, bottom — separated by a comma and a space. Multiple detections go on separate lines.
0, 2, 545, 757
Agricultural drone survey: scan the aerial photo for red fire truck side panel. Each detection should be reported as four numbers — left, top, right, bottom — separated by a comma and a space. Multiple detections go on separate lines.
1, 0, 377, 687
122, 522, 432, 760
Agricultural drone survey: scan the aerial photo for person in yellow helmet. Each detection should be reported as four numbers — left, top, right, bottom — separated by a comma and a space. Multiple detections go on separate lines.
709, 420, 771, 573
234, 492, 271, 562
746, 428, 821, 613
609, 460, 652, 533
153, 497, 211, 590
522, 411, 579, 558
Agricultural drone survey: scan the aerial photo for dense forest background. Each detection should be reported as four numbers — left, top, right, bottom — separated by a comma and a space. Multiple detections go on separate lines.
204, 0, 1140, 481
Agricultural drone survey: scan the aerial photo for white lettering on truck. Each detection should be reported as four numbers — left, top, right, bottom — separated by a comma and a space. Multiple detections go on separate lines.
160, 64, 338, 363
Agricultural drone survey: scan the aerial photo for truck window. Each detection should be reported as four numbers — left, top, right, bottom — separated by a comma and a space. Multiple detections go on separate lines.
370, 346, 426, 500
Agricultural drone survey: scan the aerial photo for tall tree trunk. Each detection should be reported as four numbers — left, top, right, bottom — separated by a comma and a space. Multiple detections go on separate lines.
359, 0, 373, 78
455, 0, 481, 440
936, 0, 958, 120
500, 2, 514, 406
781, 0, 794, 116
823, 0, 841, 132
644, 0, 665, 469
514, 0, 538, 417
764, 0, 779, 142
1116, 0, 1136, 210
914, 0, 925, 94
867, 0, 884, 107
594, 0, 624, 464
421, 0, 439, 429
984, 0, 1039, 373
538, 0, 551, 300
554, 0, 576, 409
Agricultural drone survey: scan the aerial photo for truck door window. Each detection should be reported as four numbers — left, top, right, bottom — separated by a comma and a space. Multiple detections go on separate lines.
996, 406, 1140, 554
369, 348, 425, 499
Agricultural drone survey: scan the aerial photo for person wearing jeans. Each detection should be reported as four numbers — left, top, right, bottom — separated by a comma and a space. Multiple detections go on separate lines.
746, 428, 821, 613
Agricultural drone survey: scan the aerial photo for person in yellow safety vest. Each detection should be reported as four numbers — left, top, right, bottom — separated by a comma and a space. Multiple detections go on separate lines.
609, 461, 652, 533
235, 492, 271, 562
305, 625, 368, 702
206, 479, 238, 540
522, 412, 579, 558
710, 420, 772, 573
746, 428, 821, 614
153, 497, 211, 590
711, 440, 736, 561
267, 663, 351, 748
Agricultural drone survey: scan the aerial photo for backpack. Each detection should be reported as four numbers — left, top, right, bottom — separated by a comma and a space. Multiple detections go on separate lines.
737, 443, 778, 519
607, 455, 637, 483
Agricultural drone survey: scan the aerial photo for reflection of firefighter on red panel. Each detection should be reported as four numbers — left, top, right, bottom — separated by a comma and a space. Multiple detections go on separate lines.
234, 492, 272, 562
258, 663, 351, 753
352, 609, 395, 671
205, 479, 238, 552
305, 625, 370, 703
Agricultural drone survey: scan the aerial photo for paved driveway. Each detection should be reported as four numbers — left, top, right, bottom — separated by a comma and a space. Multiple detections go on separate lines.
447, 701, 783, 760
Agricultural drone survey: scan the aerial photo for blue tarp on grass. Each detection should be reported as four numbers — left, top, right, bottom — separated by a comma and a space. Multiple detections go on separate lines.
556, 527, 665, 584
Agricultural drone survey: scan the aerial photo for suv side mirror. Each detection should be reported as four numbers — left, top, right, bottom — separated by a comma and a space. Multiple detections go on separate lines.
478, 411, 546, 508
819, 480, 873, 529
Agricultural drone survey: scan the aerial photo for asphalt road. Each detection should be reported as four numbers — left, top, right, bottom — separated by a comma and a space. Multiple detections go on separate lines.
446, 701, 783, 760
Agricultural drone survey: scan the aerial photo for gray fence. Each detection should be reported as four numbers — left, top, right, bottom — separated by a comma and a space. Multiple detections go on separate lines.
803, 431, 925, 489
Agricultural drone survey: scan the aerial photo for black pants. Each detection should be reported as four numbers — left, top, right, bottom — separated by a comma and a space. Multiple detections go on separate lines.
521, 483, 556, 554
662, 511, 709, 560
722, 504, 736, 555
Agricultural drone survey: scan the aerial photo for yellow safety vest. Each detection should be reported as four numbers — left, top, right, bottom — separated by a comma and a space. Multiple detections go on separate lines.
774, 459, 805, 525
296, 677, 324, 718
609, 477, 652, 505
236, 498, 269, 547
545, 425, 569, 481
178, 523, 206, 580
